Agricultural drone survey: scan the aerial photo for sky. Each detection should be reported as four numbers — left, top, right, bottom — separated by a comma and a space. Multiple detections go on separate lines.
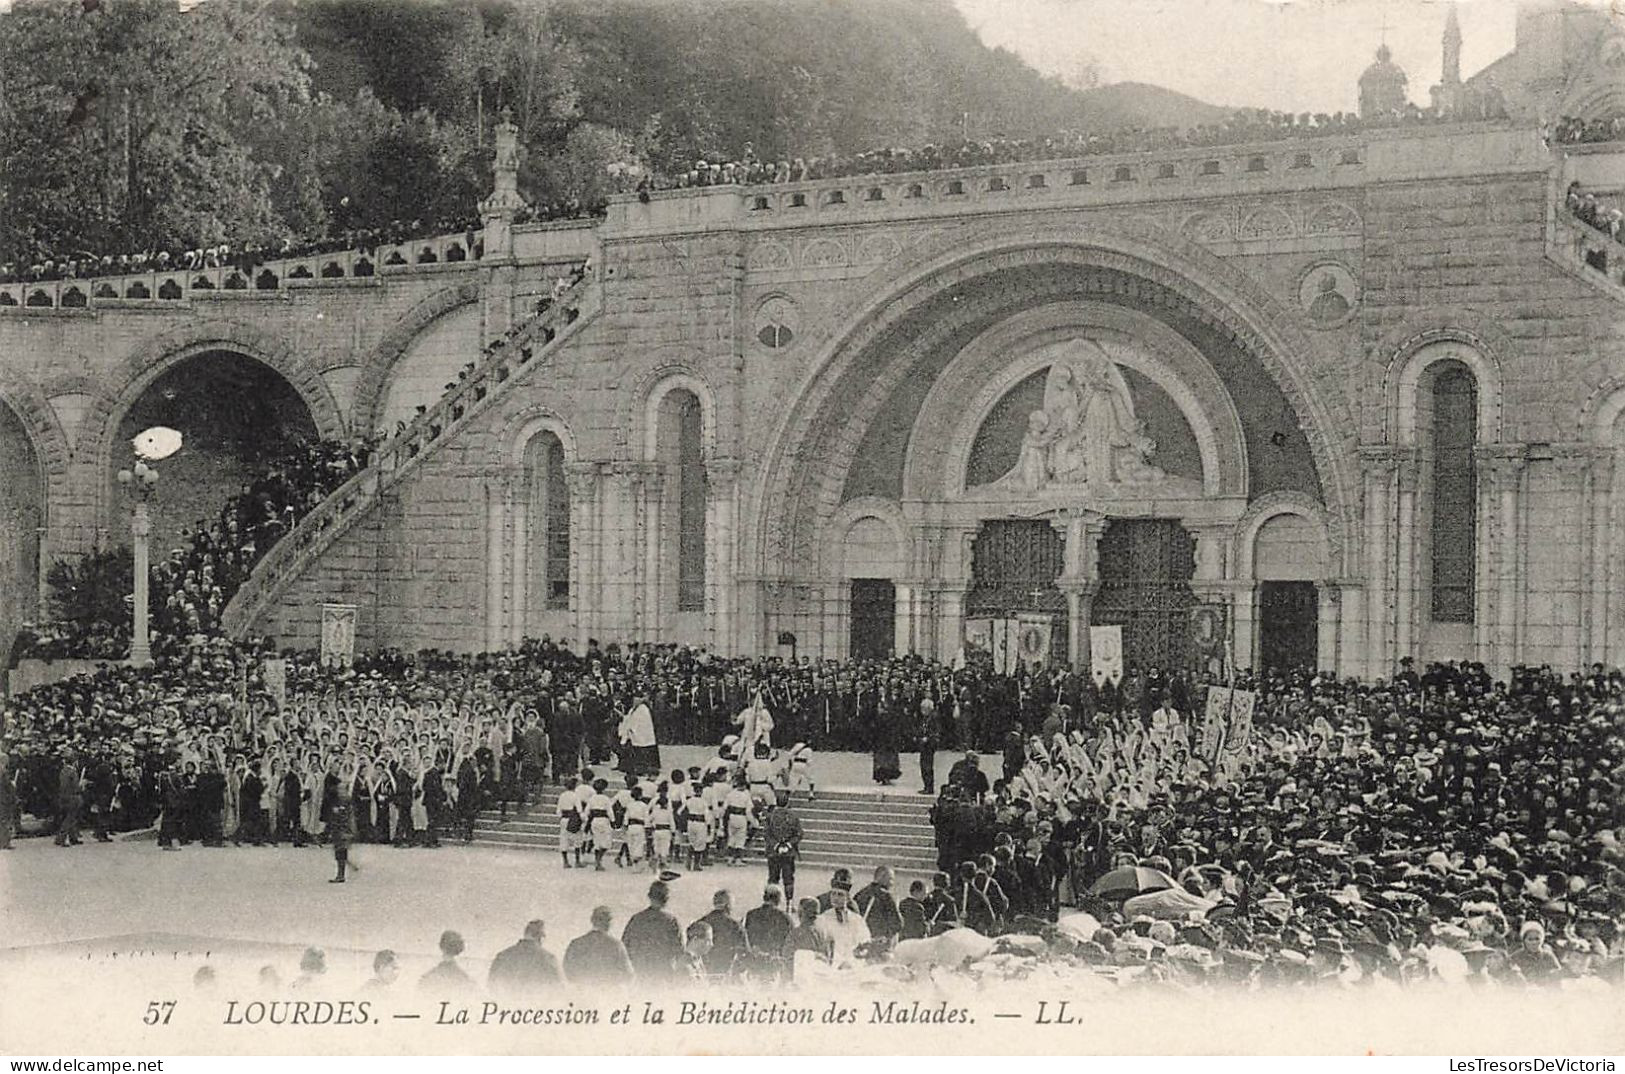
951, 0, 1596, 114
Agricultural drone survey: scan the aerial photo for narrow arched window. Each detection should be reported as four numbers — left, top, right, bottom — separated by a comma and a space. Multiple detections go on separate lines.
1429, 363, 1477, 622
525, 431, 571, 612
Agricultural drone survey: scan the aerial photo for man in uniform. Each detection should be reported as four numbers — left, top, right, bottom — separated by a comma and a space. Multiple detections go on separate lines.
761, 790, 803, 902
54, 750, 83, 847
328, 791, 358, 883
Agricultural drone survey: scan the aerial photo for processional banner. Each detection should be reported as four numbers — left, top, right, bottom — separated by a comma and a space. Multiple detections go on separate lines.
262, 658, 287, 711
1015, 613, 1053, 670
320, 603, 357, 669
1089, 625, 1123, 688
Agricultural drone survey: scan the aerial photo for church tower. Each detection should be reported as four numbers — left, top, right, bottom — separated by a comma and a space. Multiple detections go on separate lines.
1359, 43, 1410, 117
1431, 4, 1464, 113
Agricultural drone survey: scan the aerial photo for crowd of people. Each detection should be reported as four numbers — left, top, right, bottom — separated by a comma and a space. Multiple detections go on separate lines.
20, 439, 372, 661
8, 101, 1554, 287
1568, 181, 1624, 243
0, 216, 482, 287
2, 629, 1621, 988
637, 105, 1508, 191
1553, 114, 1625, 146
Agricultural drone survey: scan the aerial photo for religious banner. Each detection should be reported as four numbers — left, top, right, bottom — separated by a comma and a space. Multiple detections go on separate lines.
989, 617, 1022, 675
1016, 613, 1053, 669
1202, 685, 1231, 760
320, 603, 357, 669
1089, 625, 1123, 687
963, 617, 993, 655
262, 658, 287, 711
1228, 687, 1257, 747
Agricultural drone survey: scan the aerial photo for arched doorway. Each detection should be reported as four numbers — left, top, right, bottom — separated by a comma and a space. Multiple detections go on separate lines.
840, 513, 905, 659
112, 351, 319, 555
0, 402, 43, 663
1250, 510, 1329, 672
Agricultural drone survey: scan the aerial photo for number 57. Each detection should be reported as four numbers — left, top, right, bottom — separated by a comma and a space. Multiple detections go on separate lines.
144, 1001, 176, 1025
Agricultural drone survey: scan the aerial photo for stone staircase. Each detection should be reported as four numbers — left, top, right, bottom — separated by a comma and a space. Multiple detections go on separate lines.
221, 271, 600, 638
472, 787, 940, 875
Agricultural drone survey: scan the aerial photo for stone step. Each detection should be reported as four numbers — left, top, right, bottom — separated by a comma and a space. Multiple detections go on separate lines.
470, 820, 932, 848
473, 811, 933, 837
471, 837, 937, 875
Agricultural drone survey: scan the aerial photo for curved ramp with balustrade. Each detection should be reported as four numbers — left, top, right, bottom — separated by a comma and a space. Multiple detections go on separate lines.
220, 272, 600, 639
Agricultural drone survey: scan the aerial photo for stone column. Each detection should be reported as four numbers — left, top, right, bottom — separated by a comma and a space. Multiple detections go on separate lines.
564, 462, 600, 651
1475, 447, 1526, 676
483, 473, 508, 651
626, 463, 664, 645
1585, 449, 1616, 664
1317, 583, 1342, 672
505, 465, 527, 646
823, 580, 847, 660
1393, 451, 1421, 665
130, 500, 152, 667
1188, 520, 1239, 671
1551, 448, 1593, 666
704, 459, 741, 652
938, 585, 969, 662
893, 583, 914, 656
1058, 581, 1098, 669
1359, 447, 1405, 679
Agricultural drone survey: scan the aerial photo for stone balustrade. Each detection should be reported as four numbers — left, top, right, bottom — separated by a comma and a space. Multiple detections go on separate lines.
1555, 208, 1625, 293
220, 269, 599, 639
606, 123, 1544, 235
0, 229, 482, 312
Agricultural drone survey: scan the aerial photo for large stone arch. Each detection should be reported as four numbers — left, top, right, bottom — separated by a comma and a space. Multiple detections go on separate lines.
748, 219, 1355, 581
0, 376, 72, 484
80, 319, 344, 537
350, 282, 481, 438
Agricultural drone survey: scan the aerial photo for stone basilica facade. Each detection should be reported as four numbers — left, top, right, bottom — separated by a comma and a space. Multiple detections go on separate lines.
2, 3, 1623, 680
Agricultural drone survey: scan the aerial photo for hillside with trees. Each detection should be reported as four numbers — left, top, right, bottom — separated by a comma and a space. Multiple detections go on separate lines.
0, 0, 1226, 264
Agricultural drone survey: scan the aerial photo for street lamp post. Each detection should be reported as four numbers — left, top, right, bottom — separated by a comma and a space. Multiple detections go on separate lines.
116, 460, 159, 666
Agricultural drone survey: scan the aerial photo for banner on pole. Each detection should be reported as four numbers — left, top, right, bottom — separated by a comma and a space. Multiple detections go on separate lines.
1089, 625, 1123, 687
262, 658, 287, 711
320, 603, 357, 669
963, 618, 993, 655
1016, 613, 1053, 670
1202, 685, 1231, 758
